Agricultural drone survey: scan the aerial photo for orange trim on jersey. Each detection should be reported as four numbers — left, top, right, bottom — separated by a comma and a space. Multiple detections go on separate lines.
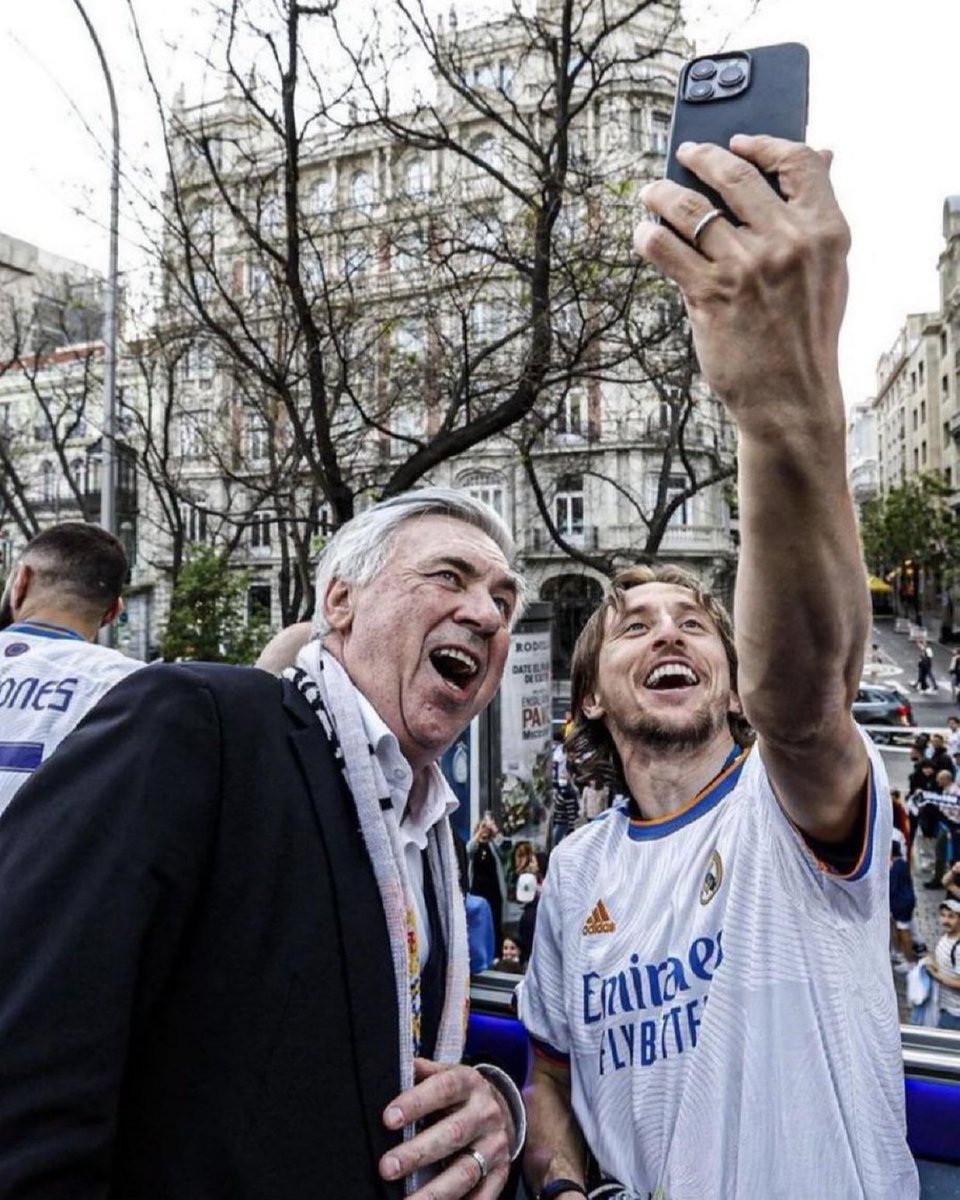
629, 747, 750, 827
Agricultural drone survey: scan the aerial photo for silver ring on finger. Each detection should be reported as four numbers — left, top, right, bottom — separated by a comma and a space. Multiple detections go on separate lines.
464, 1146, 489, 1181
691, 206, 724, 249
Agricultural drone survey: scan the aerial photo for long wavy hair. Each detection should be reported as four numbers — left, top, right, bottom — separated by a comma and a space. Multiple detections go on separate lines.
565, 564, 754, 793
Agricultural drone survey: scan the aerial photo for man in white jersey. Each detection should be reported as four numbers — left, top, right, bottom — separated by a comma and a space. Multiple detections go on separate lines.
0, 522, 141, 819
518, 137, 919, 1199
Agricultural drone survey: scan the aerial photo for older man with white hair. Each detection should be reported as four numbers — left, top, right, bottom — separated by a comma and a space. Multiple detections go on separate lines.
0, 488, 526, 1200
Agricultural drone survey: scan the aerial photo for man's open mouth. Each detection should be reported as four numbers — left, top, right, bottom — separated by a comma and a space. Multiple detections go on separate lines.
429, 646, 481, 692
644, 662, 699, 691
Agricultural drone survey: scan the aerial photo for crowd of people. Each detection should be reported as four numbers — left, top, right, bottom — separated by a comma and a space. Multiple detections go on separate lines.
0, 130, 929, 1200
894, 724, 960, 1029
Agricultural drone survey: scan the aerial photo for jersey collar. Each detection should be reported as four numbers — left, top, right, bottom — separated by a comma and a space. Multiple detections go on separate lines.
5, 620, 86, 642
625, 745, 749, 841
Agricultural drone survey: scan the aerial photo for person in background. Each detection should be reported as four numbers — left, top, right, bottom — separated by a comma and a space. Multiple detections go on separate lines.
0, 522, 141, 820
924, 899, 960, 1030
890, 840, 917, 971
947, 715, 960, 758
950, 653, 960, 703
928, 733, 955, 779
509, 840, 537, 900
468, 811, 507, 947
493, 936, 525, 975
580, 777, 609, 822
517, 851, 548, 965
455, 833, 496, 975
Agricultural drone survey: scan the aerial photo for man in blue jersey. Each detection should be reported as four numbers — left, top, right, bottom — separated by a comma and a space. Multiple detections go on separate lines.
519, 139, 919, 1199
0, 521, 140, 818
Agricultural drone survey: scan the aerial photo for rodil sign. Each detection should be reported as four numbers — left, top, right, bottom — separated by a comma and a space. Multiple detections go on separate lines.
500, 630, 552, 778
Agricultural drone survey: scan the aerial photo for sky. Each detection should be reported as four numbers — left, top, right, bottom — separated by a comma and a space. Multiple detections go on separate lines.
1, 0, 958, 407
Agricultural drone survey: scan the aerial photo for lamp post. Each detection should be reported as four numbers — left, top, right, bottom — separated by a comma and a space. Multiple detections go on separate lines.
71, 0, 119, 540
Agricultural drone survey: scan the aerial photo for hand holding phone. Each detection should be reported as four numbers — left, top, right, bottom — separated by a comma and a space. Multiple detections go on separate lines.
663, 43, 809, 225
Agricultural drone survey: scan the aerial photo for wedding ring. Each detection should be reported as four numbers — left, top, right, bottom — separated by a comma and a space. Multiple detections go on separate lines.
691, 207, 724, 248
465, 1146, 489, 1180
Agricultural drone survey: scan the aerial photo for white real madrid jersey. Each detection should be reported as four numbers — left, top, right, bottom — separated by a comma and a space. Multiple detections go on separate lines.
0, 623, 143, 819
518, 733, 918, 1200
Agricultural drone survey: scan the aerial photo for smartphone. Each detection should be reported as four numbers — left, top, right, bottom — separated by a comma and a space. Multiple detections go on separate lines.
664, 43, 809, 222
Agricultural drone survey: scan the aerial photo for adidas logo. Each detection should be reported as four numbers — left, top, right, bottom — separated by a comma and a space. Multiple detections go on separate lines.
582, 899, 616, 935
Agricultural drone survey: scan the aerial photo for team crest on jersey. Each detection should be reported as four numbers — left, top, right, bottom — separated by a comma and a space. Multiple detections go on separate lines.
583, 899, 616, 935
699, 849, 723, 905
4, 643, 28, 658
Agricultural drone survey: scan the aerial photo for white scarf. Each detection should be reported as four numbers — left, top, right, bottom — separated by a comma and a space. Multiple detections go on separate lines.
285, 643, 469, 1192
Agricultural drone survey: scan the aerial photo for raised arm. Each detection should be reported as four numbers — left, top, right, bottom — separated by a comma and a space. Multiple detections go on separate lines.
635, 137, 869, 844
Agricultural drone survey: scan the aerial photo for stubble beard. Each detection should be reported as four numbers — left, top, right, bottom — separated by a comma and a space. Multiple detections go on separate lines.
612, 698, 728, 756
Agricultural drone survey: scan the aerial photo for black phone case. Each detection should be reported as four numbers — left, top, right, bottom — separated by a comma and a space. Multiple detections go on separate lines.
664, 42, 809, 217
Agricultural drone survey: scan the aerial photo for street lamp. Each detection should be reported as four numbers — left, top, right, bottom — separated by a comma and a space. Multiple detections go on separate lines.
71, 0, 119, 540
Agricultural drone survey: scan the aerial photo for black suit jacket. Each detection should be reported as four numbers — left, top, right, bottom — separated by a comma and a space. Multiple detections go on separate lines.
0, 663, 406, 1198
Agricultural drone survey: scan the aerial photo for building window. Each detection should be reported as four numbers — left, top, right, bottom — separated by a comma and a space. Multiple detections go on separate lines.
665, 474, 692, 528
394, 321, 425, 362
555, 474, 584, 536
403, 157, 430, 199
650, 110, 670, 155
248, 260, 270, 297
922, 441, 928, 466
942, 330, 949, 357
466, 133, 500, 175
342, 236, 369, 279
194, 270, 214, 302
250, 510, 272, 550
40, 461, 55, 502
262, 195, 284, 237
393, 224, 426, 273
919, 361, 925, 384
469, 299, 507, 342
244, 407, 270, 461
943, 374, 950, 397
182, 502, 208, 544
350, 170, 374, 214
179, 411, 209, 459
558, 390, 584, 436
921, 399, 926, 423
311, 176, 334, 216
459, 470, 505, 519
912, 408, 918, 432
248, 582, 272, 623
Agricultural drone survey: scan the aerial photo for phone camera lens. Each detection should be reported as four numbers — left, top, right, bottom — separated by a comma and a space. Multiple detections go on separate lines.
718, 63, 746, 87
688, 81, 715, 100
690, 59, 717, 81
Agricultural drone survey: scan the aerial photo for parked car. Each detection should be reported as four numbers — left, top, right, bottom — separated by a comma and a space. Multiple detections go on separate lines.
852, 680, 914, 741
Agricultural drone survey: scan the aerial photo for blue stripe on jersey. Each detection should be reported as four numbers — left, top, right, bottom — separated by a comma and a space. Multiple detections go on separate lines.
529, 1033, 570, 1066
5, 622, 84, 641
0, 742, 44, 772
626, 753, 747, 842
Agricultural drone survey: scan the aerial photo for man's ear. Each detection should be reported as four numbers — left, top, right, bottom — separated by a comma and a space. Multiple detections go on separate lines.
581, 691, 605, 721
10, 564, 32, 614
100, 597, 122, 629
323, 577, 355, 634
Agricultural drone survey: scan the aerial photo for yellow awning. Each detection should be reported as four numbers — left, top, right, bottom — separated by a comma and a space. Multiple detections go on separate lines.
867, 574, 894, 593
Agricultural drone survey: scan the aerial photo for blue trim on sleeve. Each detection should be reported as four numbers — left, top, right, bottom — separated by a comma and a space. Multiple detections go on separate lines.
841, 758, 878, 883
529, 1033, 570, 1066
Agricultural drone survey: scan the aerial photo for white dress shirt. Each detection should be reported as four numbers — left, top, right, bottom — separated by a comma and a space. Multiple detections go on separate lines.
354, 690, 457, 965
